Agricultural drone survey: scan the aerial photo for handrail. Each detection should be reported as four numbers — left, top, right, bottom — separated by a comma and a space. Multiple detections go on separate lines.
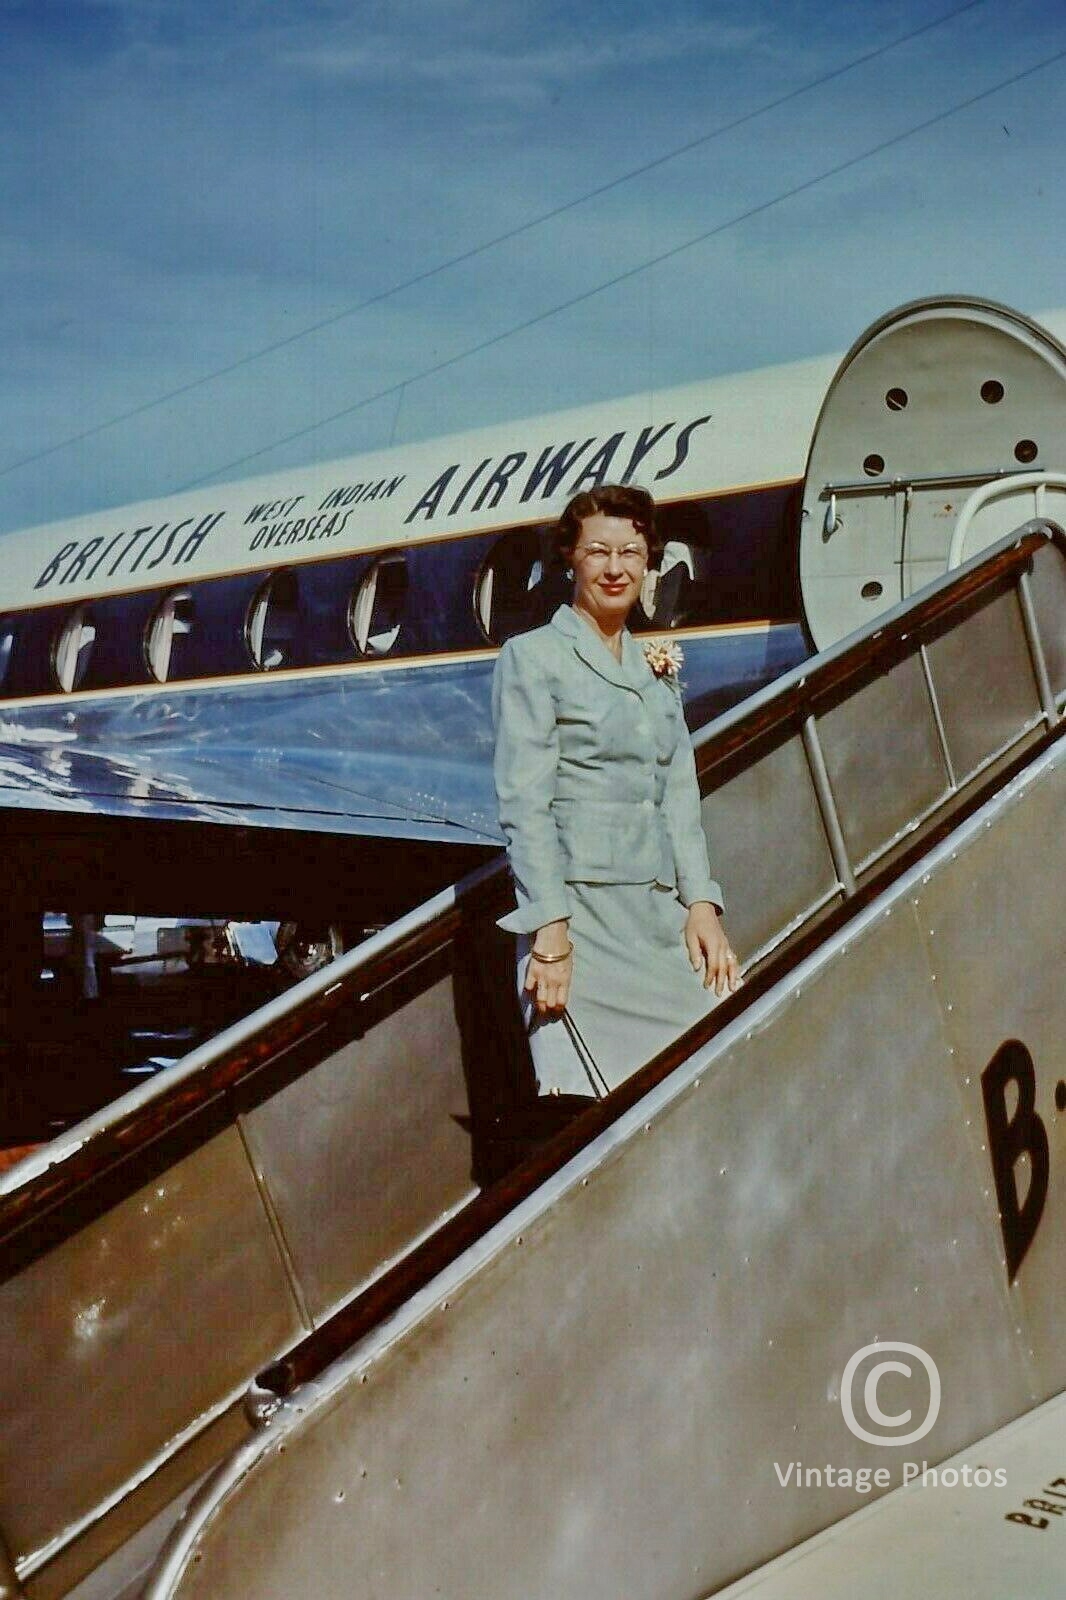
0, 523, 1057, 1271
0, 858, 507, 1239
821, 466, 1033, 497
693, 522, 1057, 775
948, 473, 1066, 570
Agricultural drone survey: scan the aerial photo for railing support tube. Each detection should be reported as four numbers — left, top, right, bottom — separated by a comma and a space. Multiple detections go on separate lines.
801, 715, 857, 898
1017, 568, 1059, 727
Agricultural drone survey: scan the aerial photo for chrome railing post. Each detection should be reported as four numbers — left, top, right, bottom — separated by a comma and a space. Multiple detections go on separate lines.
801, 714, 856, 898
919, 642, 958, 792
1017, 566, 1059, 727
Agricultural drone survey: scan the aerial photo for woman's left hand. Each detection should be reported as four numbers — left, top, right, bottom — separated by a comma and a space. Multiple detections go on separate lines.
684, 902, 742, 996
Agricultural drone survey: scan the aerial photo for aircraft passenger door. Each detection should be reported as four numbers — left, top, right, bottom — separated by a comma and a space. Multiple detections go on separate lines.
799, 298, 1066, 650
799, 474, 902, 650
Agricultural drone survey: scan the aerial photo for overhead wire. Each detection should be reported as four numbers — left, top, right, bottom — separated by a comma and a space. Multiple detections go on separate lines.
0, 0, 988, 482
179, 41, 1066, 490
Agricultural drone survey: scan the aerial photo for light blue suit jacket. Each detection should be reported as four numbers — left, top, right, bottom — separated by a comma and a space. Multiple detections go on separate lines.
491, 604, 724, 935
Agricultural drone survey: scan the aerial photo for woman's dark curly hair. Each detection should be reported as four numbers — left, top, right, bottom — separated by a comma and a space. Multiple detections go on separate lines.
551, 483, 663, 570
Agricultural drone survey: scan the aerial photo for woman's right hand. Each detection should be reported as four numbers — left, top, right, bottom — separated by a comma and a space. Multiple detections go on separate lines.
525, 919, 573, 1017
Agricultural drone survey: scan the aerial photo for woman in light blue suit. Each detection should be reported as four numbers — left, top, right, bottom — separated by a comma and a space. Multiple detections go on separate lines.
492, 484, 741, 1097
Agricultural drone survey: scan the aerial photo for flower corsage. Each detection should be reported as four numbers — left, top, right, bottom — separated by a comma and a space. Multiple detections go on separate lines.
642, 638, 684, 690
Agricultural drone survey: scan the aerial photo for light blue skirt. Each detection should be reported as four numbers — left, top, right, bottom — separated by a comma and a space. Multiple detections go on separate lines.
517, 880, 720, 1097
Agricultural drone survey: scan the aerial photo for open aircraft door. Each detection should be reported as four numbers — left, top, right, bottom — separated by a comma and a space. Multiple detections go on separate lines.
799, 295, 1066, 649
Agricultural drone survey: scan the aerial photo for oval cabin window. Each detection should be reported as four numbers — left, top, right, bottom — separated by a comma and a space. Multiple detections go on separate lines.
146, 590, 194, 683
349, 553, 407, 656
54, 607, 96, 692
246, 571, 298, 671
475, 532, 544, 644
640, 540, 697, 629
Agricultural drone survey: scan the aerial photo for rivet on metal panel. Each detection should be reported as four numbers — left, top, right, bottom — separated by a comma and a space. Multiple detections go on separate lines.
581, 1177, 589, 1186
516, 1235, 524, 1246
360, 1468, 367, 1478
719, 1166, 728, 1176
931, 974, 937, 982
441, 1299, 449, 1310
335, 1489, 345, 1503
922, 875, 931, 885
644, 1122, 652, 1133
360, 1373, 368, 1385
767, 1338, 774, 1347
693, 1077, 701, 1087
947, 1003, 954, 1011
394, 1478, 403, 1489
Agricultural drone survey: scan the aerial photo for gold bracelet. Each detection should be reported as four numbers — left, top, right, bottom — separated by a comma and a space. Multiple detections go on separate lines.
530, 940, 574, 964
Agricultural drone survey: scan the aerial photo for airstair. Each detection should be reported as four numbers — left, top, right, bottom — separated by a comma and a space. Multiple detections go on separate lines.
2, 518, 1065, 1599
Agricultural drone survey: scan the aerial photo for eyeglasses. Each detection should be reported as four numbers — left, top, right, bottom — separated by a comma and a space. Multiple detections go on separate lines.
572, 543, 648, 568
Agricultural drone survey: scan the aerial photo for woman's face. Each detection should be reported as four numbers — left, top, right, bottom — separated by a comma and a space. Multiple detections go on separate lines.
568, 511, 648, 628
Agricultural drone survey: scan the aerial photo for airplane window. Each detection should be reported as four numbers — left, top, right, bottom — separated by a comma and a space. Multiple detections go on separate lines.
54, 607, 96, 692
246, 570, 299, 671
0, 627, 13, 689
349, 552, 407, 656
475, 532, 544, 644
146, 589, 194, 683
640, 540, 698, 629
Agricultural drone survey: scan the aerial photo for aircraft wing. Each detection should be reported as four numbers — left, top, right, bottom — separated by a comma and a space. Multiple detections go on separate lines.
0, 626, 806, 846
0, 658, 506, 847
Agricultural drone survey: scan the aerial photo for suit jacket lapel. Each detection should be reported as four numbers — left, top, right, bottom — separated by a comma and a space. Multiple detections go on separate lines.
620, 629, 655, 696
549, 604, 634, 692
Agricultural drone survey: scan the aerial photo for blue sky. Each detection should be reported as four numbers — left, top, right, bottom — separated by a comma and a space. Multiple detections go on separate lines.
1, 0, 1064, 535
